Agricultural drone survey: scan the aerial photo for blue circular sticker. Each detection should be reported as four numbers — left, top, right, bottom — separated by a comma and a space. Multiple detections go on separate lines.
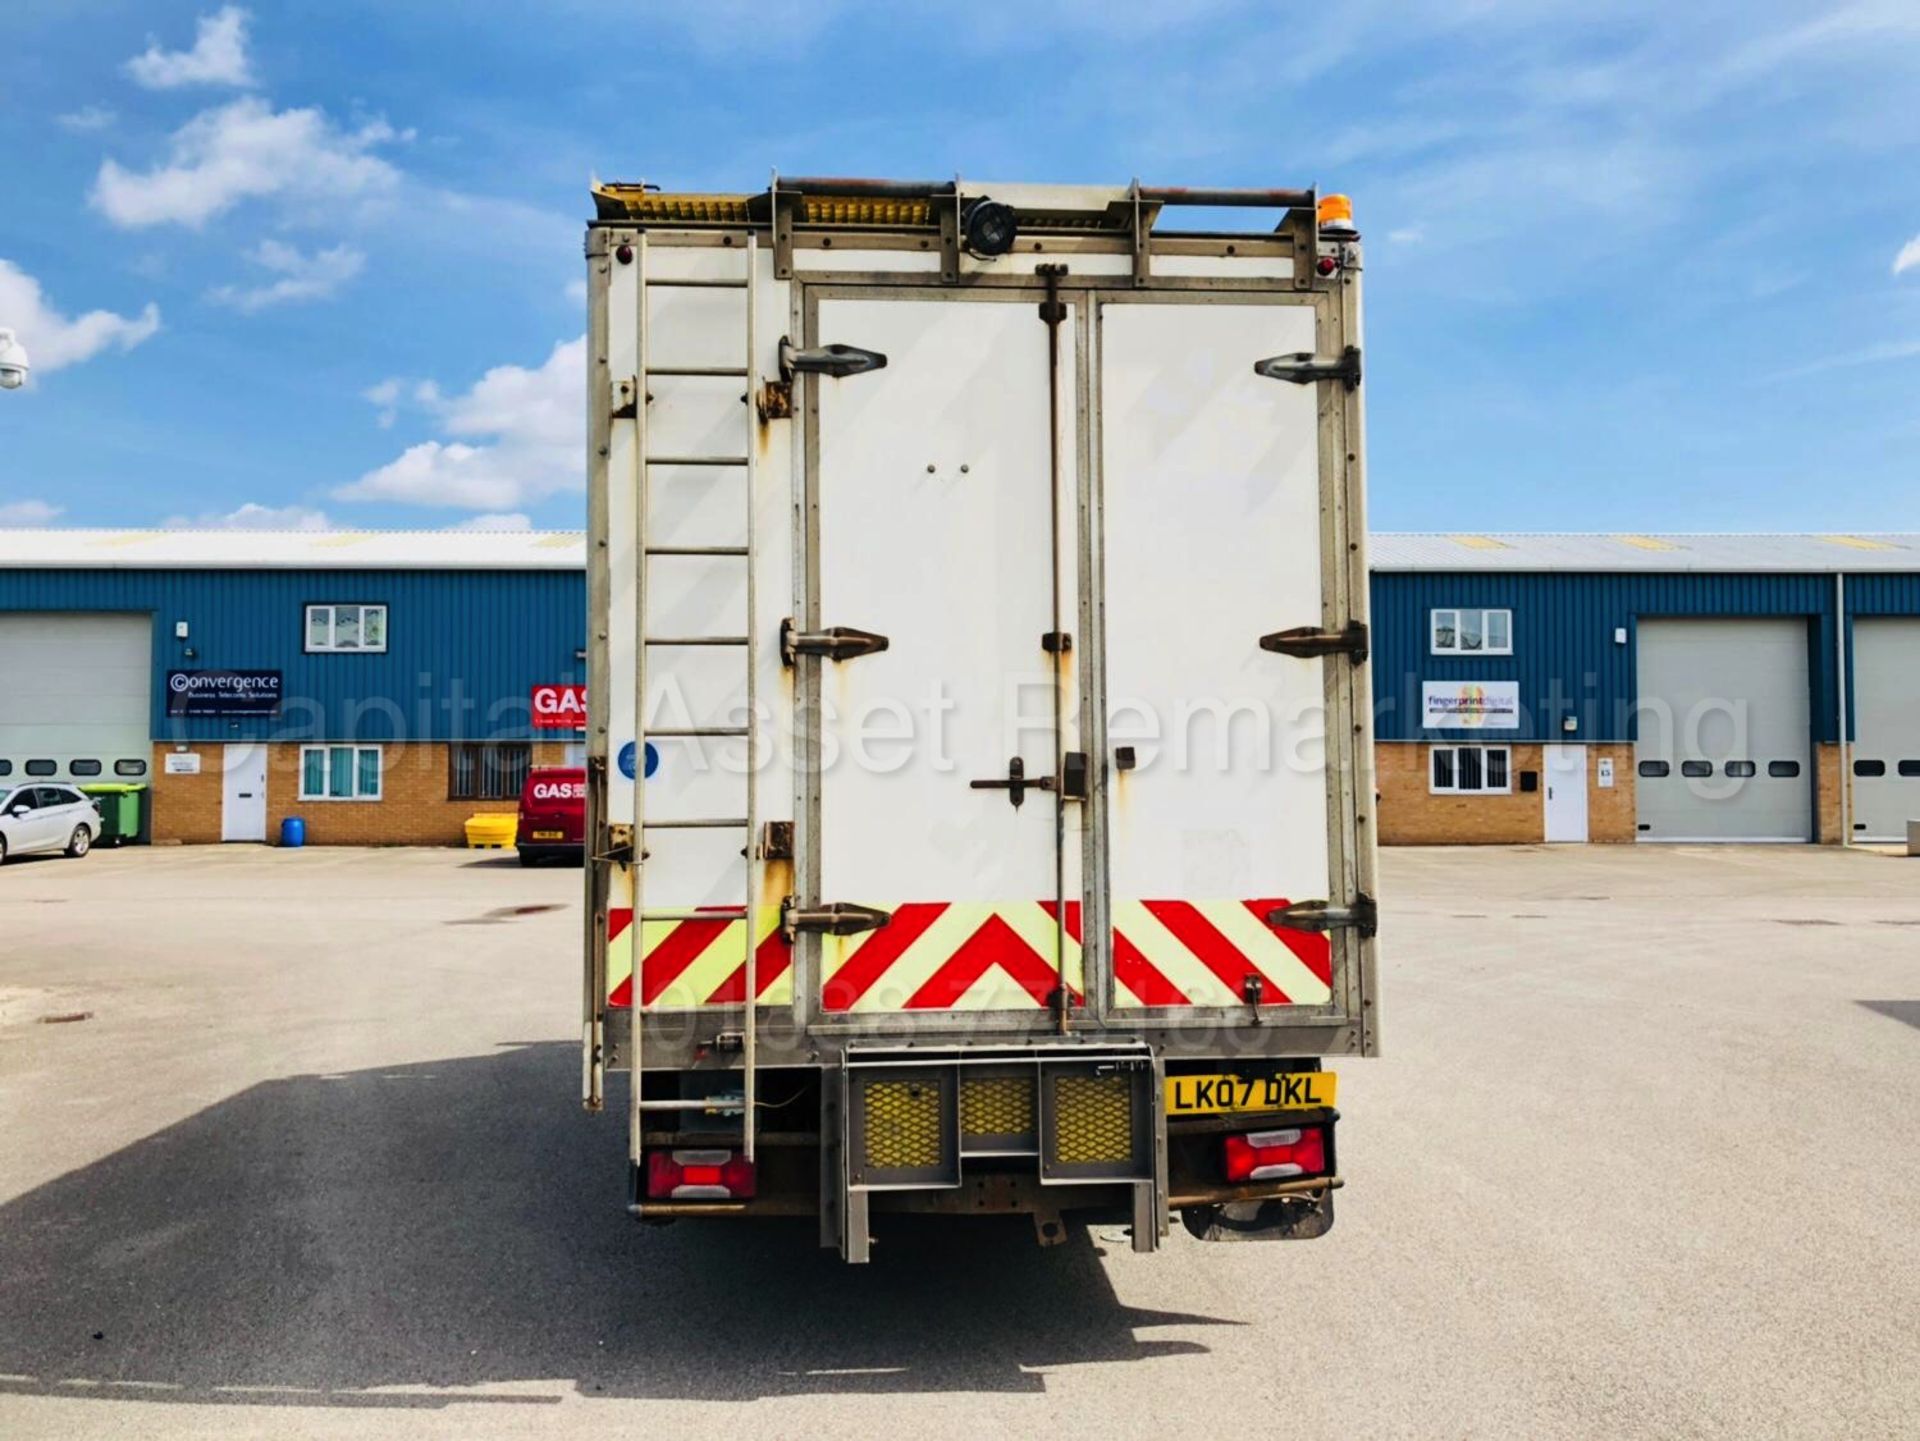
617, 741, 660, 780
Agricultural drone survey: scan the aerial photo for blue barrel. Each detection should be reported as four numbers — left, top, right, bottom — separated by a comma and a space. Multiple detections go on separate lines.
279, 816, 307, 848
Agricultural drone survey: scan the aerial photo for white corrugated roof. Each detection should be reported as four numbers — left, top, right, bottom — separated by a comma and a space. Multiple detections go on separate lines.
1370, 533, 1920, 573
1, 528, 1916, 574
0, 529, 587, 569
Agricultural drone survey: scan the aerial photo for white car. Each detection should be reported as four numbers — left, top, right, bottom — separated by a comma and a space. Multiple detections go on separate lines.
0, 784, 101, 864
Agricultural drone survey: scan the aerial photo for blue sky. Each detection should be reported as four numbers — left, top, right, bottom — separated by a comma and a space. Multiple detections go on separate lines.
2, 1, 1918, 534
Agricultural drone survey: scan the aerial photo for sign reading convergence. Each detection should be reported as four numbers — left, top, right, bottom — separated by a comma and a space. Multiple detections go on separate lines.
165, 669, 283, 718
1421, 680, 1520, 730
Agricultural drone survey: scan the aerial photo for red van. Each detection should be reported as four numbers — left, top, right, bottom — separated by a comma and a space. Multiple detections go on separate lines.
516, 767, 586, 866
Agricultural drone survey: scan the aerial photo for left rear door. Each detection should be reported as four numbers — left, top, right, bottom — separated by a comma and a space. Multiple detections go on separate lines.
804, 290, 1081, 1023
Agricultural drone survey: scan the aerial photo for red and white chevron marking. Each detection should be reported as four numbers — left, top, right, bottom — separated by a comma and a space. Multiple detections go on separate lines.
1105, 899, 1331, 1008
821, 902, 1083, 1014
608, 897, 1332, 1012
606, 906, 791, 1011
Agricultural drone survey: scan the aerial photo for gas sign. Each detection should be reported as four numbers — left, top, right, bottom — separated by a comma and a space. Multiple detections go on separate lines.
531, 683, 588, 730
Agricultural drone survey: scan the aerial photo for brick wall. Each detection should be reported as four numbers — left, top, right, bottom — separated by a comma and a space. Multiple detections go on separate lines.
149, 743, 227, 843
1588, 743, 1636, 843
1378, 742, 1544, 845
1378, 741, 1637, 845
1816, 742, 1842, 845
151, 740, 573, 846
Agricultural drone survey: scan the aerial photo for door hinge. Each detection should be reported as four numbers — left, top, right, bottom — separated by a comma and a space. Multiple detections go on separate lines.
1253, 344, 1362, 391
780, 617, 890, 665
762, 820, 794, 862
782, 898, 892, 941
779, 336, 888, 379
1267, 894, 1378, 939
1260, 619, 1369, 664
757, 378, 793, 421
611, 376, 639, 419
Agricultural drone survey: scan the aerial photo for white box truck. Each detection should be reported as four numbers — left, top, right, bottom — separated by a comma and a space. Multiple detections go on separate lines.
582, 176, 1377, 1261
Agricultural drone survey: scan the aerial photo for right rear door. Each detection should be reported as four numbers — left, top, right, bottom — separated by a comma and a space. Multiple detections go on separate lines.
1093, 296, 1342, 1015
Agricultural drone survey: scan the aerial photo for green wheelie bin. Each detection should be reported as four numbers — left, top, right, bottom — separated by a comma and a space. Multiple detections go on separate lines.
79, 783, 147, 846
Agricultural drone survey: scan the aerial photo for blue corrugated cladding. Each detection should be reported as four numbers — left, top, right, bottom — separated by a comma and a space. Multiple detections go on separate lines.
0, 568, 586, 742
1370, 570, 1920, 744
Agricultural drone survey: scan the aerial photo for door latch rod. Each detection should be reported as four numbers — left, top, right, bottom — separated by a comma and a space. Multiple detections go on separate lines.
969, 755, 1055, 809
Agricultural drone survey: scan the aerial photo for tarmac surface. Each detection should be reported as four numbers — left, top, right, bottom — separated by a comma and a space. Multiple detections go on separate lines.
2, 842, 1917, 1438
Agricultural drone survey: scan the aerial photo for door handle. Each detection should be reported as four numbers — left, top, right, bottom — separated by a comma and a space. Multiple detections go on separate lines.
969, 756, 1054, 809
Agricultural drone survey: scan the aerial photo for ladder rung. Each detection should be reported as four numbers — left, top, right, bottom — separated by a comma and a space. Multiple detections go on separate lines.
645, 365, 748, 378
646, 546, 748, 557
645, 278, 749, 289
648, 726, 749, 738
640, 908, 748, 922
645, 818, 748, 830
645, 635, 748, 646
647, 455, 749, 467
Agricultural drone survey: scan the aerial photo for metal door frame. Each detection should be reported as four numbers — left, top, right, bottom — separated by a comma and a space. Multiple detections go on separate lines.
788, 277, 1376, 1056
1543, 743, 1590, 843
792, 281, 1085, 1041
1077, 285, 1373, 1049
221, 742, 268, 843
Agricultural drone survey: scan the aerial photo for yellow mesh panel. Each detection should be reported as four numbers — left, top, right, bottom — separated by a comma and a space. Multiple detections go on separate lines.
864, 1080, 944, 1170
1053, 1074, 1135, 1165
796, 196, 933, 226
962, 1075, 1035, 1137
596, 188, 753, 223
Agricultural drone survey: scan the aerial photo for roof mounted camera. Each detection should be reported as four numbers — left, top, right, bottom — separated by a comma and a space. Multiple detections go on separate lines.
0, 330, 29, 391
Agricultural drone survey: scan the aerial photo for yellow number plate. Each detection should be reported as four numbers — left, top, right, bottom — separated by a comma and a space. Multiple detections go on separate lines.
1166, 1071, 1336, 1117
531, 830, 565, 841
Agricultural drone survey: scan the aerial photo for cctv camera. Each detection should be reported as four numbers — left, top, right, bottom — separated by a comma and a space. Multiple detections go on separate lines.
0, 329, 29, 390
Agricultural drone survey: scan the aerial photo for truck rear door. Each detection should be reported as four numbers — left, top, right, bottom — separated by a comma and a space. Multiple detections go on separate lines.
1094, 297, 1342, 1014
804, 290, 1082, 1022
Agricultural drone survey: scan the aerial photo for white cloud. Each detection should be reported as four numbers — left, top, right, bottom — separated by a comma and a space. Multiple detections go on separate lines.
0, 500, 64, 527
451, 512, 534, 532
0, 259, 160, 375
1895, 235, 1920, 276
160, 502, 333, 530
1387, 226, 1425, 245
126, 6, 255, 90
207, 239, 365, 311
337, 337, 584, 511
57, 105, 116, 133
363, 377, 402, 427
1762, 338, 1920, 382
92, 97, 402, 230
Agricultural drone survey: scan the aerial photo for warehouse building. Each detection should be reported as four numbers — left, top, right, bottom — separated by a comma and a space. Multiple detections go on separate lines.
0, 531, 586, 846
4, 528, 1917, 848
1373, 533, 1920, 845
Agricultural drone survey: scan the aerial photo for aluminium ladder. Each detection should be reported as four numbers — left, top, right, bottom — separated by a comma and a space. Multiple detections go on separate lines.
627, 231, 764, 1171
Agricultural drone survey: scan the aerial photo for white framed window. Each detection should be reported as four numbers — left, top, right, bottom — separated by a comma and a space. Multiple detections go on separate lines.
300, 745, 383, 801
1430, 607, 1512, 656
305, 603, 388, 653
1430, 745, 1512, 795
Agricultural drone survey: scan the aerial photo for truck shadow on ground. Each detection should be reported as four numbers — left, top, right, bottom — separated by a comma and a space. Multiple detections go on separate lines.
0, 1042, 1231, 1410
1859, 999, 1920, 1031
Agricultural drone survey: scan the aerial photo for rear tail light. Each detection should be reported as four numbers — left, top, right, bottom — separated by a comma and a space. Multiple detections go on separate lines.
1223, 1126, 1327, 1184
645, 1149, 756, 1200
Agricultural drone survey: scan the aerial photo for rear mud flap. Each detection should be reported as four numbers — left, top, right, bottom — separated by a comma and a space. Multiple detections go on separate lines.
1181, 1190, 1335, 1243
